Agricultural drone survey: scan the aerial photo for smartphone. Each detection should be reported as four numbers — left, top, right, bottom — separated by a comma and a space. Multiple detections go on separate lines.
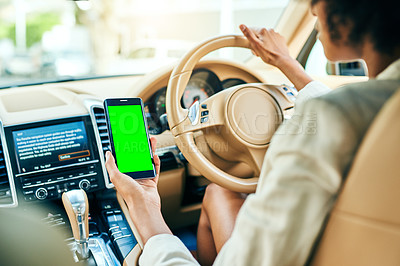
103, 98, 156, 179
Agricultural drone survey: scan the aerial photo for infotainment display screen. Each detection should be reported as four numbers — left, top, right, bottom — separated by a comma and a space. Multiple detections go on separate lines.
12, 121, 93, 174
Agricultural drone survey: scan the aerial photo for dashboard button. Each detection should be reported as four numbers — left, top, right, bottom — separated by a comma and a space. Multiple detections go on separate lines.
35, 188, 48, 200
79, 179, 91, 190
107, 215, 117, 223
23, 190, 34, 195
108, 222, 119, 228
114, 214, 123, 222
121, 227, 131, 236
111, 231, 124, 241
108, 226, 120, 232
114, 234, 132, 243
201, 116, 209, 123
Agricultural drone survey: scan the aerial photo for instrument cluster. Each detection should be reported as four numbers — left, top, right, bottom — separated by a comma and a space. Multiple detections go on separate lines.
144, 68, 246, 135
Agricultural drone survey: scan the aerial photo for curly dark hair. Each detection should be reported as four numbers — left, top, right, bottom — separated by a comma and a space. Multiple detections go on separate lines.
311, 0, 400, 55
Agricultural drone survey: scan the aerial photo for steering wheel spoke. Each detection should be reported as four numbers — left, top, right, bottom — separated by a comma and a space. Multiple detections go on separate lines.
170, 90, 228, 136
175, 132, 259, 193
241, 145, 268, 176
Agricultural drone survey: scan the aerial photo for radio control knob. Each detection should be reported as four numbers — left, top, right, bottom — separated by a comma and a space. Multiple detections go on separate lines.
79, 179, 91, 191
35, 188, 48, 200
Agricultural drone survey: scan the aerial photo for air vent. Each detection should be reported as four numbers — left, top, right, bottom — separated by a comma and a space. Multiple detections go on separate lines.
93, 107, 110, 156
0, 139, 13, 205
86, 101, 113, 189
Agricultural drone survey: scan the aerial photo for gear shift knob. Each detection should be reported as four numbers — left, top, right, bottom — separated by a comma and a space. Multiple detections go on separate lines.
62, 189, 90, 260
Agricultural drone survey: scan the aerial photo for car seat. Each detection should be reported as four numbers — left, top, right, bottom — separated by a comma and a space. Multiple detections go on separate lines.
311, 88, 400, 265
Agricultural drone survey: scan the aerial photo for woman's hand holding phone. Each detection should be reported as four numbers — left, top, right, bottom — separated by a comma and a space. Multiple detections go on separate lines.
104, 98, 157, 179
105, 137, 172, 244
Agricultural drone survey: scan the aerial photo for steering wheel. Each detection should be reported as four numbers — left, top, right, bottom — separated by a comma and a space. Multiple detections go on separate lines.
166, 35, 294, 193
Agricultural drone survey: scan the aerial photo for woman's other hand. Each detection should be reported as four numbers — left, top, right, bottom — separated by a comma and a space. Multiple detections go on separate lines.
239, 24, 291, 68
240, 24, 313, 90
105, 137, 172, 244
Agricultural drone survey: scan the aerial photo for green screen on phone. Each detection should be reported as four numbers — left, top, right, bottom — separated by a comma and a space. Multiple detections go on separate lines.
107, 105, 153, 173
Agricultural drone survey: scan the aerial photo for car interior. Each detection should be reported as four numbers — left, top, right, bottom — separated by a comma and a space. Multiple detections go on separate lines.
3, 0, 395, 265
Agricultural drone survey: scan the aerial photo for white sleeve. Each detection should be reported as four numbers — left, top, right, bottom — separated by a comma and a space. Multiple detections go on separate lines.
139, 234, 199, 266
295, 80, 331, 107
214, 98, 357, 266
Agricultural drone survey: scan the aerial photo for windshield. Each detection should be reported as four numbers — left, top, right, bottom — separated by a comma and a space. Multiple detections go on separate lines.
0, 0, 289, 87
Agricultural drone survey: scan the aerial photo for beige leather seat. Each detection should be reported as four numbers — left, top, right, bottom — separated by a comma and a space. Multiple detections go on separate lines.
311, 88, 400, 266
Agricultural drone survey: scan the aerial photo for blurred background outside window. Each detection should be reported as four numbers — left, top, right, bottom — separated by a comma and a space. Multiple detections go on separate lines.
0, 0, 289, 86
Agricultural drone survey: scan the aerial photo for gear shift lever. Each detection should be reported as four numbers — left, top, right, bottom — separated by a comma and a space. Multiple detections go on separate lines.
62, 189, 90, 260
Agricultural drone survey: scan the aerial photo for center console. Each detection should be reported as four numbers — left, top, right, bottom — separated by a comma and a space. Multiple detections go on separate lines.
2, 115, 141, 265
4, 116, 106, 202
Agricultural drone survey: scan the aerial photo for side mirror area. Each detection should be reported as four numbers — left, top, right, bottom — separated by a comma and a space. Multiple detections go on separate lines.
326, 60, 368, 76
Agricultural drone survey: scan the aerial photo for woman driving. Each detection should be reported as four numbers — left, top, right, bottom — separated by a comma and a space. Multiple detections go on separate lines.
105, 0, 400, 265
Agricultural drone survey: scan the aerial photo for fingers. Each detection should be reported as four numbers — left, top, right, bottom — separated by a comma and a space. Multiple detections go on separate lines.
150, 136, 160, 182
105, 150, 127, 189
240, 24, 263, 47
105, 151, 119, 180
240, 24, 290, 67
150, 137, 157, 154
105, 151, 131, 185
240, 24, 281, 47
154, 154, 160, 171
153, 154, 161, 184
240, 24, 265, 57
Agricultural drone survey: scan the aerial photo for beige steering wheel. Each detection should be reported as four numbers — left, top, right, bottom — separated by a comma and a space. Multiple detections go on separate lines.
166, 35, 294, 193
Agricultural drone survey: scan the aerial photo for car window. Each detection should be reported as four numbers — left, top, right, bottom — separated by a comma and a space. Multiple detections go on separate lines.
305, 39, 367, 77
0, 0, 289, 87
304, 40, 328, 76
